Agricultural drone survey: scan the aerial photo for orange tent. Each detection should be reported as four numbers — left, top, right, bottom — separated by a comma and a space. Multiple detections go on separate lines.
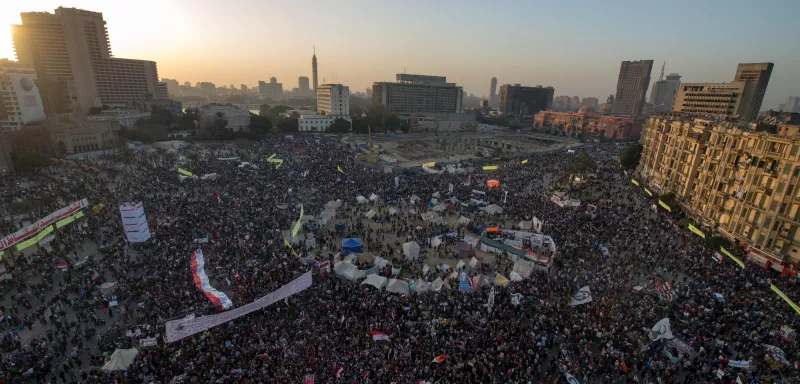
486, 226, 500, 233
487, 180, 500, 188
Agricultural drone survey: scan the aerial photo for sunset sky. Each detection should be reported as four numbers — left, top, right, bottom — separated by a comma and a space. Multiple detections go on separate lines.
2, 0, 798, 109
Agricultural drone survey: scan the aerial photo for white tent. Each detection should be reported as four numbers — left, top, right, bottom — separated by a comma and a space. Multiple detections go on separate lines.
518, 221, 532, 230
432, 191, 441, 198
409, 195, 421, 205
415, 278, 431, 293
388, 207, 399, 216
100, 348, 139, 371
420, 212, 438, 222
431, 236, 443, 248
334, 262, 366, 281
469, 256, 480, 268
403, 241, 421, 260
374, 256, 390, 268
458, 215, 471, 225
369, 193, 379, 202
319, 208, 337, 225
430, 198, 439, 205
98, 282, 117, 290
361, 273, 387, 290
325, 200, 342, 209
364, 209, 376, 219
386, 279, 410, 294
509, 271, 523, 281
432, 203, 446, 212
200, 173, 219, 180
422, 264, 430, 275
356, 195, 369, 204
485, 204, 504, 215
431, 277, 446, 291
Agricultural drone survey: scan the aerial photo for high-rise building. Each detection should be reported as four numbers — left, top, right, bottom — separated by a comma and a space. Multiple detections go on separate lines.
571, 96, 581, 110
155, 82, 168, 99
317, 84, 350, 116
498, 84, 554, 117
734, 63, 773, 119
0, 60, 46, 132
649, 69, 682, 113
299, 76, 310, 92
372, 74, 463, 114
161, 78, 180, 96
258, 79, 282, 100
607, 94, 615, 104
312, 47, 318, 97
12, 7, 160, 113
611, 60, 654, 116
581, 97, 599, 111
672, 82, 756, 118
779, 96, 800, 113
0, 131, 13, 174
489, 77, 497, 107
637, 114, 800, 268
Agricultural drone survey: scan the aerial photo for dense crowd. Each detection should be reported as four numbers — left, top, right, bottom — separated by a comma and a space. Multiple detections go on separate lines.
1, 134, 800, 384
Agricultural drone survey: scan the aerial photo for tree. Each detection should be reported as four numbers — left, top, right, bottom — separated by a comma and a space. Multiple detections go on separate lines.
400, 121, 411, 134
565, 152, 596, 181
619, 143, 643, 169
10, 152, 51, 175
351, 117, 370, 134
180, 108, 198, 131
277, 117, 298, 133
248, 113, 272, 136
328, 118, 351, 133
258, 104, 271, 116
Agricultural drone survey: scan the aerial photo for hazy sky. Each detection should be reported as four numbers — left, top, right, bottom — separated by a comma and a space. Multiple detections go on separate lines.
2, 0, 798, 109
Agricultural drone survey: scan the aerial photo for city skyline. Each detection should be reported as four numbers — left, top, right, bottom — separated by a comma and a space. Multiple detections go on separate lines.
1, 0, 798, 110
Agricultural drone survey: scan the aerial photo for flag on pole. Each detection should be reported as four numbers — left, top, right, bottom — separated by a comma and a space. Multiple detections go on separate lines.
335, 366, 343, 379
292, 204, 304, 237
432, 355, 448, 363
370, 330, 390, 342
337, 165, 345, 174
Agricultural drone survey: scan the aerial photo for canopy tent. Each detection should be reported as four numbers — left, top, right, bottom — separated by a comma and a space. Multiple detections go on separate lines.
458, 242, 476, 258
319, 208, 337, 226
325, 200, 342, 209
409, 195, 421, 205
388, 207, 399, 216
484, 204, 504, 215
420, 212, 438, 222
415, 278, 432, 293
386, 279, 410, 294
518, 221, 532, 230
369, 193, 379, 202
334, 261, 367, 281
431, 236, 443, 248
361, 273, 387, 290
342, 238, 363, 254
356, 195, 369, 204
432, 191, 441, 198
374, 256, 390, 268
100, 348, 139, 371
431, 277, 446, 291
458, 216, 471, 225
356, 252, 376, 264
98, 282, 117, 290
487, 179, 500, 188
403, 241, 421, 260
432, 203, 446, 212
364, 209, 376, 219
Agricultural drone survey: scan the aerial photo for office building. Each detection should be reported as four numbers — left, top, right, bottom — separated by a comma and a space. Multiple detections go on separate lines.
298, 115, 350, 132
581, 97, 599, 111
649, 72, 682, 113
299, 76, 310, 92
197, 104, 250, 132
147, 99, 183, 116
489, 77, 497, 107
611, 60, 654, 116
498, 84, 554, 116
0, 60, 46, 132
571, 96, 581, 109
734, 63, 774, 119
553, 96, 571, 111
372, 74, 463, 114
12, 7, 160, 113
155, 82, 168, 99
198, 82, 216, 92
672, 81, 756, 119
161, 78, 180, 96
779, 96, 800, 113
258, 78, 283, 100
317, 84, 350, 116
637, 114, 800, 269
533, 107, 643, 139
312, 47, 318, 96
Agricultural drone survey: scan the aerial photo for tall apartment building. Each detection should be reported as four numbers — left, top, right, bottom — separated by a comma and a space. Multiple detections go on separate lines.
489, 77, 497, 108
611, 60, 654, 116
12, 7, 160, 113
161, 78, 180, 96
0, 60, 46, 131
258, 78, 282, 100
779, 96, 800, 113
299, 76, 310, 92
316, 84, 349, 116
649, 73, 682, 113
155, 82, 168, 99
581, 97, 599, 111
734, 63, 773, 119
497, 84, 554, 116
637, 114, 800, 269
672, 82, 756, 118
372, 74, 463, 114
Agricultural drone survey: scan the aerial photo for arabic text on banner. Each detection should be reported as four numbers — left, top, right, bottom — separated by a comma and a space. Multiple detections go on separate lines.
0, 198, 88, 251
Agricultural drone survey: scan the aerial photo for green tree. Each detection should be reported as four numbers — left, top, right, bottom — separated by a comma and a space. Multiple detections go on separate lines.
328, 118, 351, 133
400, 121, 411, 134
180, 108, 198, 131
351, 117, 370, 134
248, 113, 272, 136
565, 152, 596, 181
10, 152, 51, 175
258, 104, 271, 116
277, 117, 298, 133
619, 143, 644, 169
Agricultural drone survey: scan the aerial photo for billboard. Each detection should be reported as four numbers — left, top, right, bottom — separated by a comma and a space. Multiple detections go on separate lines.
10, 74, 45, 124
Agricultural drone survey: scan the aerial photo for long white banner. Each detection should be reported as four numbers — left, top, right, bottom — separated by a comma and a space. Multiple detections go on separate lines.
120, 202, 151, 243
0, 198, 89, 251
165, 270, 313, 343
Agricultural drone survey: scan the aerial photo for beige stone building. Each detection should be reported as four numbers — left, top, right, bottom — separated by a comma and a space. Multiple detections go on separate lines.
638, 113, 800, 270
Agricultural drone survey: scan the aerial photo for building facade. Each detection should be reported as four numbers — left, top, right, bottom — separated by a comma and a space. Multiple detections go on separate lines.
581, 97, 599, 111
299, 76, 310, 92
197, 104, 250, 132
489, 77, 497, 108
87, 109, 150, 128
637, 114, 800, 269
733, 63, 773, 120
372, 74, 463, 114
649, 73, 682, 113
533, 108, 644, 139
316, 84, 350, 116
0, 60, 46, 131
779, 96, 800, 113
672, 82, 755, 118
498, 84, 554, 120
298, 115, 351, 132
12, 7, 159, 114
611, 60, 654, 116
258, 78, 283, 100
155, 82, 168, 99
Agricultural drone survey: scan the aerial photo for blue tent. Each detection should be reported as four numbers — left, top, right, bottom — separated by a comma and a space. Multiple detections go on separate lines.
335, 222, 346, 236
342, 238, 363, 254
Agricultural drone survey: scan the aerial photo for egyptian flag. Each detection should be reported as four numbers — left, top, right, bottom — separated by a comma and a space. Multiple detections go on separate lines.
432, 355, 448, 363
370, 330, 390, 342
335, 366, 344, 379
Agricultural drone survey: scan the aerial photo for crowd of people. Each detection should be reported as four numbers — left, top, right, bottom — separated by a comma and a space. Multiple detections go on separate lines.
1, 134, 799, 383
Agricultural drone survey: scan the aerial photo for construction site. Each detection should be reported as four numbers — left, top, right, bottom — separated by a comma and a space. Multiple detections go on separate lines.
342, 128, 569, 168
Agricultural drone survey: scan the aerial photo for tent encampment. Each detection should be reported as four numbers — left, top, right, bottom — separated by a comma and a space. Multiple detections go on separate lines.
325, 200, 342, 209
458, 242, 476, 258
364, 210, 376, 219
100, 348, 139, 371
518, 221, 532, 230
431, 236, 443, 248
356, 196, 368, 204
369, 193, 379, 202
361, 274, 387, 290
484, 204, 504, 215
388, 207, 399, 216
386, 279, 410, 294
431, 277, 446, 291
415, 278, 431, 293
334, 261, 366, 281
342, 238, 363, 254
403, 241, 421, 260
432, 203, 446, 212
458, 216, 471, 225
357, 252, 376, 264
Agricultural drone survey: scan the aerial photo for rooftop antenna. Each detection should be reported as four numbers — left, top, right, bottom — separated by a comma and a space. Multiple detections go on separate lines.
659, 62, 665, 82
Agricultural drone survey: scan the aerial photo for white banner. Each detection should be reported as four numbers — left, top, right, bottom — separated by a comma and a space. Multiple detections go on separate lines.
649, 318, 674, 341
120, 202, 151, 243
0, 198, 88, 251
569, 286, 592, 306
139, 337, 157, 347
165, 270, 313, 343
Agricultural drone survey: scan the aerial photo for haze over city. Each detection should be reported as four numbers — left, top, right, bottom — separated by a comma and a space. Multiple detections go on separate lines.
1, 0, 798, 109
